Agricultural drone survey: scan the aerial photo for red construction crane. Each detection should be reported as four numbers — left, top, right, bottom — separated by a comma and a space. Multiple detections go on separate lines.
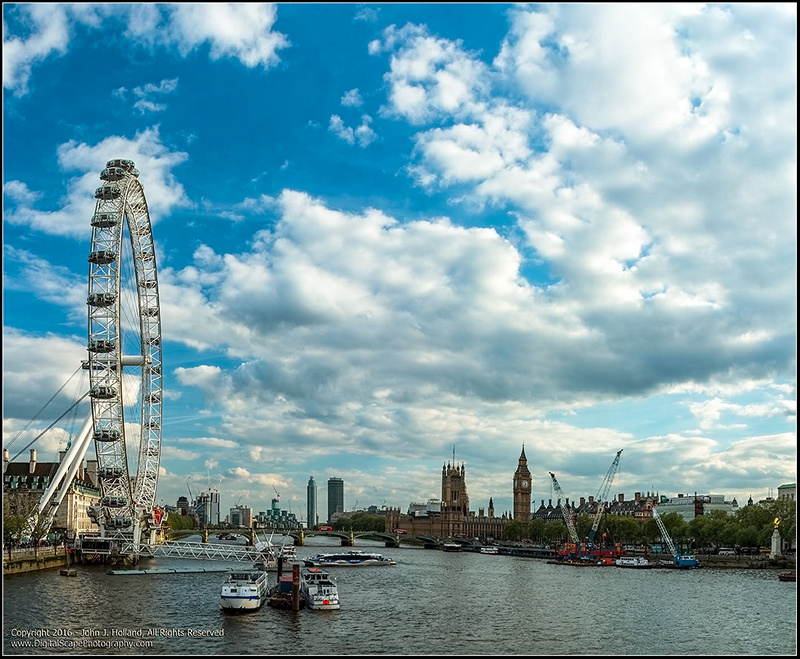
587, 449, 623, 547
549, 471, 580, 548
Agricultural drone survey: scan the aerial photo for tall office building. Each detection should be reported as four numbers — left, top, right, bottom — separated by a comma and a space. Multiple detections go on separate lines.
209, 490, 220, 525
307, 476, 318, 529
177, 496, 189, 516
229, 505, 253, 528
327, 477, 344, 522
195, 490, 221, 525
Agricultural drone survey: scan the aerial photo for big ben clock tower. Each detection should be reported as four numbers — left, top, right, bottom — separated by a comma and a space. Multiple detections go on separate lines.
513, 445, 532, 522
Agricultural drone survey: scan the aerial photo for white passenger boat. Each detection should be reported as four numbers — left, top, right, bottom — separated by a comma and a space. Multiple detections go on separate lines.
303, 550, 396, 567
615, 556, 654, 569
255, 538, 298, 571
275, 543, 297, 569
220, 565, 269, 611
480, 546, 499, 555
300, 567, 340, 610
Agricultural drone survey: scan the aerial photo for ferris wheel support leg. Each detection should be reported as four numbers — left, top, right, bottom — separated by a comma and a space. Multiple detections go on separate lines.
131, 519, 143, 556
37, 416, 94, 525
148, 526, 158, 545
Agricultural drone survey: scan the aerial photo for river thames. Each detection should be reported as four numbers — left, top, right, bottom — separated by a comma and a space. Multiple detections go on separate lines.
3, 536, 796, 656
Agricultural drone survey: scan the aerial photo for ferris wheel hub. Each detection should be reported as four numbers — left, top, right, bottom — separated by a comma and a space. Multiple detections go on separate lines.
120, 354, 146, 367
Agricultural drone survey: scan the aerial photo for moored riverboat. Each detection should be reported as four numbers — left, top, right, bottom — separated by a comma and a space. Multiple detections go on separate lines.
778, 571, 795, 582
276, 544, 297, 568
300, 567, 340, 610
303, 550, 395, 567
660, 553, 702, 569
547, 557, 602, 566
255, 540, 298, 571
220, 566, 269, 612
615, 556, 654, 568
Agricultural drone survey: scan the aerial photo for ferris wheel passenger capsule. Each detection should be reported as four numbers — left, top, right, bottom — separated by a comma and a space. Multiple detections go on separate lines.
90, 385, 117, 400
91, 212, 120, 228
100, 166, 127, 181
87, 292, 117, 307
88, 338, 115, 353
95, 184, 121, 200
88, 249, 117, 264
93, 427, 121, 442
101, 496, 128, 508
109, 516, 132, 529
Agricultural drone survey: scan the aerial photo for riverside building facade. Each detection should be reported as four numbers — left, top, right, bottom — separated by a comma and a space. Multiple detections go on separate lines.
3, 448, 100, 540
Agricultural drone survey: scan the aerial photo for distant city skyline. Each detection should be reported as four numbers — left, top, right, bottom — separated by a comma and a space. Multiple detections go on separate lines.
167, 466, 784, 525
0, 449, 794, 526
2, 445, 791, 526
4, 445, 784, 532
172, 485, 769, 528
2, 4, 795, 520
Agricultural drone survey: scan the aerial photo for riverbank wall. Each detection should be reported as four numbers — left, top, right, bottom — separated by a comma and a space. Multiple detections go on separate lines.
695, 554, 795, 569
3, 546, 73, 575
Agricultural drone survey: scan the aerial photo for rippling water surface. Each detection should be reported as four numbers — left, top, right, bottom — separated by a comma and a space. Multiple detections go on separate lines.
4, 537, 796, 656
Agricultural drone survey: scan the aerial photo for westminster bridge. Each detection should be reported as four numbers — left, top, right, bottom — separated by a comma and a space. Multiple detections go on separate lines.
162, 527, 558, 558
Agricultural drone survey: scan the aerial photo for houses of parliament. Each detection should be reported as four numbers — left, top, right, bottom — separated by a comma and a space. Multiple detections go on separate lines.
384, 446, 750, 538
384, 446, 534, 539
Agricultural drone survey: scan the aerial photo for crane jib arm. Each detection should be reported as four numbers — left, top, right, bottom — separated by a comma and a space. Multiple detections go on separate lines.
588, 449, 623, 544
549, 472, 580, 547
650, 505, 677, 556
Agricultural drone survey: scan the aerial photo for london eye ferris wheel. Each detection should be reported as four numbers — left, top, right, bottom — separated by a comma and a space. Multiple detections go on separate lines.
86, 159, 163, 544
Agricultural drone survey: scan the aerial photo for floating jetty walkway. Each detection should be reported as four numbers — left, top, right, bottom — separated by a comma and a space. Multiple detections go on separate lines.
120, 540, 274, 563
107, 566, 231, 575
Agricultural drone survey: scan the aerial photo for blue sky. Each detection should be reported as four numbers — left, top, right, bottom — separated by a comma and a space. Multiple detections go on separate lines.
2, 3, 796, 521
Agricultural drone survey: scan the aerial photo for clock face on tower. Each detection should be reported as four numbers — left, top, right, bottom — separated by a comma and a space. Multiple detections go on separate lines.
521, 480, 529, 489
